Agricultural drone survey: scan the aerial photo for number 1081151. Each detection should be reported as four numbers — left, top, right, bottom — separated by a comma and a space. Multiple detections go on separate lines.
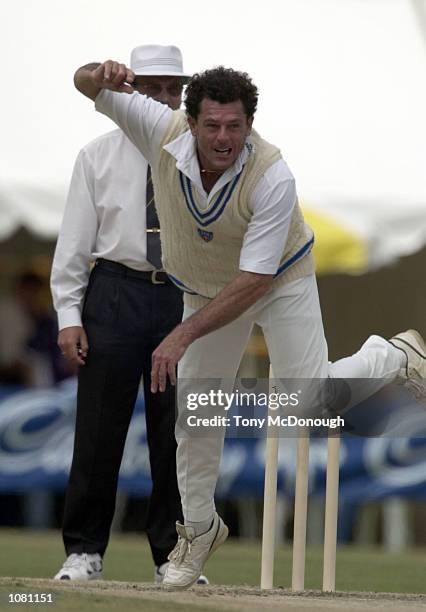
8, 593, 53, 603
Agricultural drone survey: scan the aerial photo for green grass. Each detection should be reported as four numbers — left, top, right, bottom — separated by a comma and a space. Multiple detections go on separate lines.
0, 586, 219, 612
0, 528, 425, 594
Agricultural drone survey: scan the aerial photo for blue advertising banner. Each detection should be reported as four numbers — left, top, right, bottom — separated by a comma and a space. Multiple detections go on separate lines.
1, 380, 426, 501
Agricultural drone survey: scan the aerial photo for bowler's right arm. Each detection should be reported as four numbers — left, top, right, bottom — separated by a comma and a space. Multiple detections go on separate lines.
74, 60, 136, 100
74, 60, 172, 163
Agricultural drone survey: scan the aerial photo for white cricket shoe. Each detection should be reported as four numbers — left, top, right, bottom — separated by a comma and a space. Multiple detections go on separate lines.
53, 553, 103, 580
390, 329, 426, 406
162, 512, 228, 589
155, 562, 209, 585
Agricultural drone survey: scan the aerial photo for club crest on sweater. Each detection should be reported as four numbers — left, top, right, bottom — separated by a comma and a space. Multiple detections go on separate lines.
197, 228, 214, 242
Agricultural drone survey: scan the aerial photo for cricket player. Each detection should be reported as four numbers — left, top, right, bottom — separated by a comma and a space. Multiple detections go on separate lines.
73, 57, 426, 589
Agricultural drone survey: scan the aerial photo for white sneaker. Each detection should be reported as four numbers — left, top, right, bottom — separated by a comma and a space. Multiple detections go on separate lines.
155, 562, 209, 585
163, 513, 228, 589
390, 329, 426, 406
195, 573, 210, 585
53, 553, 103, 580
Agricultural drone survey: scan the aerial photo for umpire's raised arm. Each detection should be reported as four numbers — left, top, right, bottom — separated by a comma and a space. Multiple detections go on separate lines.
74, 60, 135, 100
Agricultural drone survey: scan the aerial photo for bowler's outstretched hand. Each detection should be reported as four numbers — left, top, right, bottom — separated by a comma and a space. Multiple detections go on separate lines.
74, 60, 135, 100
91, 61, 135, 93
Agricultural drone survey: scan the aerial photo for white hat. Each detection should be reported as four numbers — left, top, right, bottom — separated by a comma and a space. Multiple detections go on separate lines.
130, 44, 190, 82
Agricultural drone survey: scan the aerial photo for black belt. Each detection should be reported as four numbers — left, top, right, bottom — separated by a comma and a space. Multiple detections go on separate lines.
95, 259, 170, 284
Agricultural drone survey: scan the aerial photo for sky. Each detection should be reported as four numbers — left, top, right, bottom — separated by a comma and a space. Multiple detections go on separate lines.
1, 0, 425, 239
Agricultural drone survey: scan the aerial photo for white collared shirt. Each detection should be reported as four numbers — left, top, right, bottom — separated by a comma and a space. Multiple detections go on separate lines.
162, 129, 253, 203
96, 90, 297, 276
51, 128, 156, 330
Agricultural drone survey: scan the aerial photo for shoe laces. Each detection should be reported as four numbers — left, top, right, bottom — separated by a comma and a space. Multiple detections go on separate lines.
168, 536, 192, 566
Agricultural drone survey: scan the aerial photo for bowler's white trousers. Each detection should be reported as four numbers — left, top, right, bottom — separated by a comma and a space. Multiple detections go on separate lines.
176, 274, 404, 522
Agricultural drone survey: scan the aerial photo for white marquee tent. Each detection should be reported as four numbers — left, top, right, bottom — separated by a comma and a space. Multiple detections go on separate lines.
1, 0, 425, 274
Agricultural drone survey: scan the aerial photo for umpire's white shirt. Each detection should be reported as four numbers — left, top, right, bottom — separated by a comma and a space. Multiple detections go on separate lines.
51, 129, 155, 331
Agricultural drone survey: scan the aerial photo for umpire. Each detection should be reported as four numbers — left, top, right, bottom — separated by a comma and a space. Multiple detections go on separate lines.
51, 45, 206, 583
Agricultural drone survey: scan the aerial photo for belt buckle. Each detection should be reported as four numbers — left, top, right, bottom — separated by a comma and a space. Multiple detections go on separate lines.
151, 269, 166, 285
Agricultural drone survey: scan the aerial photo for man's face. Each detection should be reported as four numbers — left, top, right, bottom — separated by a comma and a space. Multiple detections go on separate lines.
187, 98, 253, 173
133, 75, 184, 110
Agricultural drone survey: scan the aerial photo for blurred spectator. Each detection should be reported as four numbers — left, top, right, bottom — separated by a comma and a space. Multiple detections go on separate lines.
0, 271, 72, 386
0, 271, 74, 529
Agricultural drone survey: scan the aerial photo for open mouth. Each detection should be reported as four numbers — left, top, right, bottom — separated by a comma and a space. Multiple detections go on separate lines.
214, 147, 232, 157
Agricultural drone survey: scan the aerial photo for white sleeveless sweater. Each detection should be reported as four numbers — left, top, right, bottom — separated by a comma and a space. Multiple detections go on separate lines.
151, 111, 315, 309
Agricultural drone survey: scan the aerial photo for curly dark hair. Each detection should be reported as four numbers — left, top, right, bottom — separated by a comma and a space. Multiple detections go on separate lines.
184, 66, 258, 119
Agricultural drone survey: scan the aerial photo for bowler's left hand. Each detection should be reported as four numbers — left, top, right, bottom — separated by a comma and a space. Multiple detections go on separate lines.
151, 325, 193, 393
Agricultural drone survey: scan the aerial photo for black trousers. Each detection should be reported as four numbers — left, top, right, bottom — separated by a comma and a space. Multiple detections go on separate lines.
62, 260, 184, 566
